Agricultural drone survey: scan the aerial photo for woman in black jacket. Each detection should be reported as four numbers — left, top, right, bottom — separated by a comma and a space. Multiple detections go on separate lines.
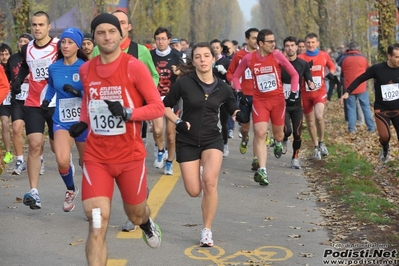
163, 42, 248, 247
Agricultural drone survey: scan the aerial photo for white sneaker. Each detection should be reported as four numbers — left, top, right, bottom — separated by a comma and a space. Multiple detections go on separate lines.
282, 141, 288, 154
200, 228, 214, 247
223, 144, 229, 158
313, 147, 321, 160
122, 220, 136, 232
291, 158, 301, 169
141, 218, 162, 248
63, 187, 79, 212
228, 129, 234, 139
379, 147, 390, 163
319, 142, 329, 156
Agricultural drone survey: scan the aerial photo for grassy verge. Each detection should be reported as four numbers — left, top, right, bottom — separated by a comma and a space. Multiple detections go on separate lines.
325, 144, 395, 225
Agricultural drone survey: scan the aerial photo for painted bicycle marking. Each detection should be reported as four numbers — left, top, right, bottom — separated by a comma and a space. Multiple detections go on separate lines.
185, 245, 293, 265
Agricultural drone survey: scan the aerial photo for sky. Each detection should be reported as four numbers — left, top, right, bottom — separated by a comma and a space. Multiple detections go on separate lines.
237, 0, 258, 21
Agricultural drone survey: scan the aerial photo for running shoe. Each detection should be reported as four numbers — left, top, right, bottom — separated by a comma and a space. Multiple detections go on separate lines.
12, 160, 26, 175
153, 151, 167, 169
313, 147, 321, 160
164, 161, 173, 175
291, 158, 301, 169
223, 144, 229, 158
228, 129, 234, 139
265, 132, 271, 145
379, 147, 390, 163
23, 189, 41, 209
63, 187, 79, 212
122, 220, 136, 232
319, 142, 329, 156
200, 228, 214, 247
40, 159, 45, 175
3, 152, 13, 164
239, 138, 249, 154
251, 157, 259, 171
254, 168, 268, 186
282, 141, 288, 154
238, 132, 242, 138
274, 142, 283, 158
141, 218, 162, 248
270, 137, 275, 147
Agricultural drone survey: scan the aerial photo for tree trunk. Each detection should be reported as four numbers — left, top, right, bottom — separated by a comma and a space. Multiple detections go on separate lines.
377, 0, 396, 62
316, 0, 329, 48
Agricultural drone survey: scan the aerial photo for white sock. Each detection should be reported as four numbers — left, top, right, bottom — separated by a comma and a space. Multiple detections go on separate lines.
30, 188, 38, 194
17, 155, 24, 162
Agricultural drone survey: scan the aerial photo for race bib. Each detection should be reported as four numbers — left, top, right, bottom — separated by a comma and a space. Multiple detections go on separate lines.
31, 58, 52, 81
256, 73, 277, 93
244, 68, 252, 79
2, 91, 11, 105
306, 76, 322, 91
381, 83, 399, 101
283, 83, 300, 100
15, 83, 29, 100
89, 100, 126, 136
59, 97, 82, 122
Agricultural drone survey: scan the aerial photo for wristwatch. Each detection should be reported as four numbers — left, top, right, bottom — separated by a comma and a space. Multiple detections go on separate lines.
123, 108, 133, 122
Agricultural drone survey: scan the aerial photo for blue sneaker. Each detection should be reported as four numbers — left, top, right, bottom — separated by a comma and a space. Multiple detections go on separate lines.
23, 190, 41, 209
153, 151, 166, 169
12, 160, 26, 175
164, 161, 173, 175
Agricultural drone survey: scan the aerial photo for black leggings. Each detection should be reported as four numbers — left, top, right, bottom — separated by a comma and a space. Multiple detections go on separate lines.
374, 109, 399, 147
220, 104, 229, 145
284, 104, 303, 158
141, 121, 147, 138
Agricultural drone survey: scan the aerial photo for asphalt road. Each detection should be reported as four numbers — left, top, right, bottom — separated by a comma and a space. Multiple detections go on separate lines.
0, 132, 332, 266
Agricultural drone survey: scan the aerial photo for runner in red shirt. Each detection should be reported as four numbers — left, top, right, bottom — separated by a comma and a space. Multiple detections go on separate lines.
226, 28, 259, 169
68, 13, 164, 264
298, 32, 336, 159
232, 29, 299, 186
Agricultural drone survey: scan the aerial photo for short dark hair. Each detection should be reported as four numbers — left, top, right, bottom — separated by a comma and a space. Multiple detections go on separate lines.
297, 39, 305, 44
154, 27, 171, 39
245, 28, 259, 39
305, 32, 318, 40
210, 39, 221, 46
0, 43, 12, 55
256, 29, 274, 45
283, 36, 297, 46
387, 43, 399, 55
232, 40, 238, 46
32, 11, 51, 24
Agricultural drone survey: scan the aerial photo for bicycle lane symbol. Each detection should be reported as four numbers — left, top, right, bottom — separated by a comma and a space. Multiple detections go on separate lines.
185, 245, 293, 265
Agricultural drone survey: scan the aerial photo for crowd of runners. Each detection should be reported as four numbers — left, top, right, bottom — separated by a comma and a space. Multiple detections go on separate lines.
1, 9, 399, 266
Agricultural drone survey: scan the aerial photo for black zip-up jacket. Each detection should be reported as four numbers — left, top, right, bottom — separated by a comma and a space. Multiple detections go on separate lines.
164, 72, 238, 147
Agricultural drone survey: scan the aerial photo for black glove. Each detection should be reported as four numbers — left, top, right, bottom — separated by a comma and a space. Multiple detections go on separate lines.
104, 100, 125, 118
175, 120, 189, 133
63, 84, 81, 97
326, 73, 335, 81
237, 91, 249, 106
287, 92, 297, 106
11, 78, 23, 97
235, 111, 249, 123
40, 100, 50, 115
69, 122, 88, 138
308, 60, 313, 69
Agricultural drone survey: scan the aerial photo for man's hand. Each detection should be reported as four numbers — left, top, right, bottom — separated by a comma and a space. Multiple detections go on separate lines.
339, 92, 349, 107
63, 84, 81, 97
326, 73, 335, 81
215, 65, 227, 75
11, 78, 23, 96
235, 111, 249, 123
287, 92, 297, 106
307, 80, 315, 90
237, 91, 249, 106
69, 122, 88, 138
104, 100, 124, 117
40, 100, 50, 115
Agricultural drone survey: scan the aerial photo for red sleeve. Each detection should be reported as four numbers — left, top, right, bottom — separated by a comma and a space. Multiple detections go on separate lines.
231, 53, 251, 91
226, 52, 240, 83
274, 51, 299, 92
127, 59, 164, 121
325, 52, 336, 73
0, 67, 9, 104
78, 62, 90, 124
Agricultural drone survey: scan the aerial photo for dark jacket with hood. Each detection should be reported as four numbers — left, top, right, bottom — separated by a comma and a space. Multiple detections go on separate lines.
163, 71, 238, 146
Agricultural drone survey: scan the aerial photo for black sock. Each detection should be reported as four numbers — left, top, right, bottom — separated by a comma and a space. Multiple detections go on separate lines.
166, 160, 173, 163
158, 149, 165, 153
139, 219, 151, 233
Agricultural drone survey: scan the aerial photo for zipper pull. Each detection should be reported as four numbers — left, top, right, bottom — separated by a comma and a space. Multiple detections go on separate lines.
205, 93, 209, 100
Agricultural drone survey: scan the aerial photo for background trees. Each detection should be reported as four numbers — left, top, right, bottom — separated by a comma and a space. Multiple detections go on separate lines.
1, 0, 397, 64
